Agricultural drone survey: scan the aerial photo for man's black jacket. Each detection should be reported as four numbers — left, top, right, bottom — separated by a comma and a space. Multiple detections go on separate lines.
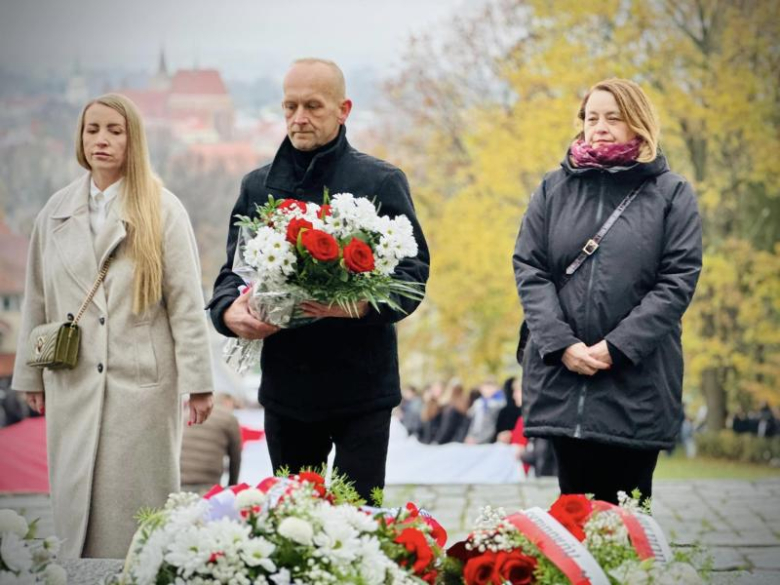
209, 127, 429, 421
513, 151, 702, 449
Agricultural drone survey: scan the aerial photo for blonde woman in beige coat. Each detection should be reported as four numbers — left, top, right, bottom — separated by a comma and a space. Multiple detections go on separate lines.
12, 94, 215, 559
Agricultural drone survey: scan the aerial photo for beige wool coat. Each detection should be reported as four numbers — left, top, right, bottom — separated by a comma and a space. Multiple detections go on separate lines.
12, 174, 215, 559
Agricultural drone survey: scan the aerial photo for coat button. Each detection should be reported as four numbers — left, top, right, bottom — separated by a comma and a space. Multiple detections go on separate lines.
67, 313, 74, 321
97, 363, 104, 373
99, 317, 105, 325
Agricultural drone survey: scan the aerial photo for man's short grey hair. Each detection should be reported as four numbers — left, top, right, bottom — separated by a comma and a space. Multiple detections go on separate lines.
291, 58, 347, 99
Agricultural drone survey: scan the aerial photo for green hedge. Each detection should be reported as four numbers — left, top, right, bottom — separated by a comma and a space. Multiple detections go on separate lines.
695, 431, 780, 465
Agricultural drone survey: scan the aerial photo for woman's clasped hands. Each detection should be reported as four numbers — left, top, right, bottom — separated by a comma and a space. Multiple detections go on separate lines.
562, 340, 613, 376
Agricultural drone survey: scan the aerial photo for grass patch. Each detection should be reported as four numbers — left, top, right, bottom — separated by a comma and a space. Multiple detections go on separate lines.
655, 449, 780, 480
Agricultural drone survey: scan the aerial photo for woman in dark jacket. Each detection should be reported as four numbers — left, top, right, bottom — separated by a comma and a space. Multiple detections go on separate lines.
513, 78, 702, 504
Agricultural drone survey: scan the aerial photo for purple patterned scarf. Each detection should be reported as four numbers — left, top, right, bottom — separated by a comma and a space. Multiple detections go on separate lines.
570, 137, 643, 169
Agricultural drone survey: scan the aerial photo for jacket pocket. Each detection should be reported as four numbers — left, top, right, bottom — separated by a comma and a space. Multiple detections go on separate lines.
133, 324, 159, 387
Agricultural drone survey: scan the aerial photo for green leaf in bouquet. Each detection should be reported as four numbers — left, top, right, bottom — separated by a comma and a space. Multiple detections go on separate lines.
370, 487, 384, 507
274, 465, 292, 478
24, 517, 39, 540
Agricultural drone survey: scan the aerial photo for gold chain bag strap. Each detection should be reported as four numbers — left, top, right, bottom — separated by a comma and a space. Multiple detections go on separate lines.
26, 256, 113, 370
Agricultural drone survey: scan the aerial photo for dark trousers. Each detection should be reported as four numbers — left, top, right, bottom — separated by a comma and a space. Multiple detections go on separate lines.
551, 437, 659, 504
264, 408, 392, 503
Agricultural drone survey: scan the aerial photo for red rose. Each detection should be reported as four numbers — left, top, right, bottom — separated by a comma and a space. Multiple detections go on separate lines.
464, 552, 497, 585
550, 494, 592, 523
343, 237, 375, 272
296, 471, 327, 497
395, 527, 434, 574
296, 471, 325, 485
318, 204, 332, 218
286, 217, 313, 244
549, 494, 592, 541
495, 550, 537, 585
421, 569, 438, 584
301, 229, 340, 262
278, 198, 307, 213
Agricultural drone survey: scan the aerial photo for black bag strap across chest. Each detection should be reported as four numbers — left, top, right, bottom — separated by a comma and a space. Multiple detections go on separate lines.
562, 178, 649, 280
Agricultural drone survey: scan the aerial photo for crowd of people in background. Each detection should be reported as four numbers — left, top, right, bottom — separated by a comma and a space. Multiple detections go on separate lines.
731, 402, 778, 438
395, 377, 558, 478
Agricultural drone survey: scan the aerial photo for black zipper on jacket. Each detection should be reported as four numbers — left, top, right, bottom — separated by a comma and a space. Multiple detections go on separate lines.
574, 173, 605, 439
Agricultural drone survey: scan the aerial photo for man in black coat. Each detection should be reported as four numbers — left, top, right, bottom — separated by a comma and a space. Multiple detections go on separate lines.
208, 59, 429, 500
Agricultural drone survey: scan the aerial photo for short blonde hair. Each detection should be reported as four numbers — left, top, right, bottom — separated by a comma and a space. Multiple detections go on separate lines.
291, 58, 347, 100
76, 94, 163, 314
577, 78, 660, 163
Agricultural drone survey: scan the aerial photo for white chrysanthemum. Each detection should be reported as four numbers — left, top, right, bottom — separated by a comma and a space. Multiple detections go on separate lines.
377, 215, 417, 262
311, 507, 360, 564
235, 489, 264, 510
239, 537, 276, 571
277, 517, 314, 546
209, 518, 251, 554
0, 510, 29, 538
243, 235, 266, 269
164, 528, 214, 577
355, 535, 393, 583
374, 255, 398, 275
167, 501, 209, 533
388, 215, 418, 257
270, 567, 292, 585
330, 192, 356, 211
0, 532, 32, 573
353, 197, 380, 229
42, 563, 68, 585
132, 529, 169, 585
336, 506, 379, 534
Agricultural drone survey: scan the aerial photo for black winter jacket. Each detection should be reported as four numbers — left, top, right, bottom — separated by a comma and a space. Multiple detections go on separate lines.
208, 127, 429, 421
513, 151, 702, 449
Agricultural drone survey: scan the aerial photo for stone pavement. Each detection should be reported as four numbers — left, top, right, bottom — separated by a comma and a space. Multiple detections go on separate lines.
2, 478, 779, 584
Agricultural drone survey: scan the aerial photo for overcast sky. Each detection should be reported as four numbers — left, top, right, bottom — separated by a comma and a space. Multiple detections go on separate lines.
0, 0, 479, 81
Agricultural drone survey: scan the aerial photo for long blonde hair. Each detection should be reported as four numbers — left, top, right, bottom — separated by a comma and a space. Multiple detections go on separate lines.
76, 93, 163, 314
577, 78, 660, 163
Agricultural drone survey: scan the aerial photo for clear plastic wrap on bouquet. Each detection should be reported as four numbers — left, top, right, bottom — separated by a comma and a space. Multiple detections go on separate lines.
222, 284, 317, 374
223, 226, 319, 372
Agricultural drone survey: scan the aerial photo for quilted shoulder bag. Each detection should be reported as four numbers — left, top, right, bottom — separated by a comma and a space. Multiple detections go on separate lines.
26, 257, 113, 370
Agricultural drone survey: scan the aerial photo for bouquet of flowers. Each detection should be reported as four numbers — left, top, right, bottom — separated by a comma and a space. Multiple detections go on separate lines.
0, 509, 66, 585
113, 471, 446, 585
441, 492, 704, 585
224, 193, 424, 372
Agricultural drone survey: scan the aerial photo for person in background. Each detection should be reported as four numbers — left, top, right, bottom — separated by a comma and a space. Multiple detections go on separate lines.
181, 392, 243, 492
418, 383, 444, 444
433, 378, 471, 444
13, 94, 214, 558
494, 377, 523, 443
520, 438, 558, 478
397, 384, 423, 437
464, 379, 506, 444
513, 78, 702, 504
